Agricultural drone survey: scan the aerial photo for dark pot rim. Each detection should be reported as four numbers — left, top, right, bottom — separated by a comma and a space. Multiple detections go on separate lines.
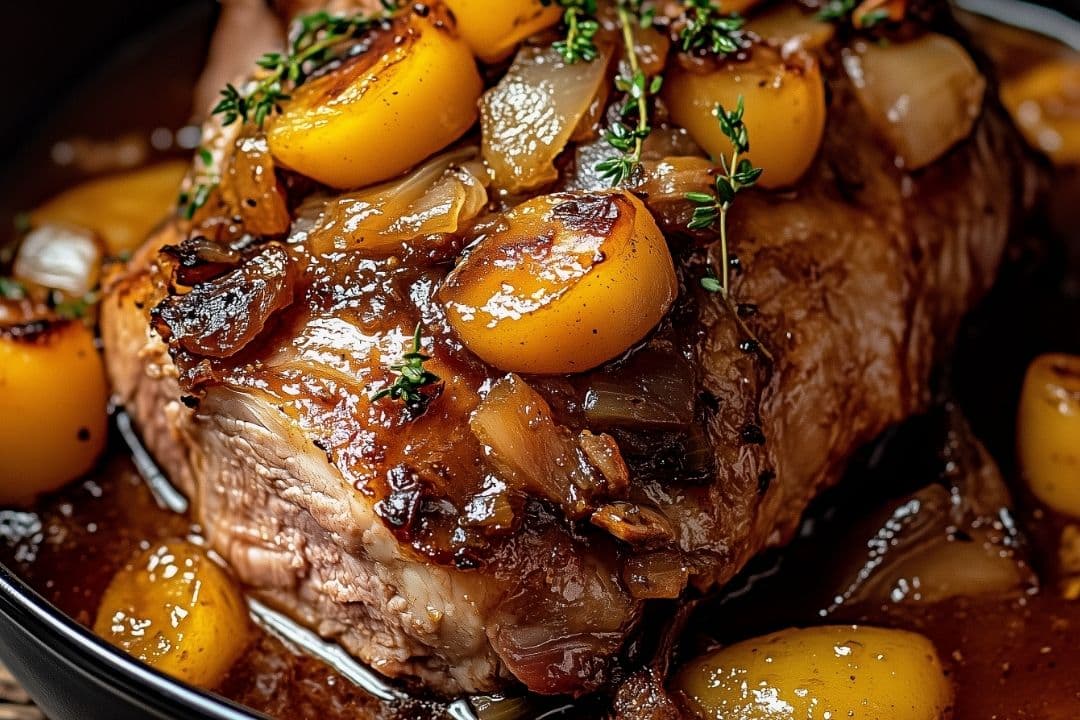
0, 562, 262, 719
0, 2, 1077, 719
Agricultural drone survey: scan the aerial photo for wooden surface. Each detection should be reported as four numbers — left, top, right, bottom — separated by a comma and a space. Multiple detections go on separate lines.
0, 664, 43, 720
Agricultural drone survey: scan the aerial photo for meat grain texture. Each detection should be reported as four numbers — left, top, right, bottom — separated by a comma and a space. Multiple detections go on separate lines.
101, 2, 1035, 700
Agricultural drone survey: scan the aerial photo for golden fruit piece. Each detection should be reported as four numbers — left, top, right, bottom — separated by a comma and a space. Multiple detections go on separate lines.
268, 8, 483, 190
444, 0, 561, 63
94, 541, 251, 689
1002, 60, 1080, 166
0, 320, 108, 503
31, 161, 188, 256
664, 49, 826, 189
1018, 353, 1080, 517
439, 191, 677, 374
676, 625, 954, 720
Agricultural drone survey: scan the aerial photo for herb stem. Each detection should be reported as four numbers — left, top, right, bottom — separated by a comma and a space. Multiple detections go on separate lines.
717, 141, 743, 295
594, 1, 661, 186
687, 96, 772, 362
214, 5, 398, 128
617, 4, 648, 171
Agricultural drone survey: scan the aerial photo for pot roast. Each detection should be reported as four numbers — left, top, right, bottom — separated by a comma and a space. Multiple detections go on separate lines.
100, 0, 1035, 699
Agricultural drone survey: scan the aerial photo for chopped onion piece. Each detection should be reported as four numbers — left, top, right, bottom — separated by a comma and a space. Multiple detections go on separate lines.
582, 348, 696, 430
470, 374, 625, 518
481, 44, 611, 193
14, 224, 102, 296
302, 148, 488, 255
843, 34, 985, 170
622, 550, 690, 599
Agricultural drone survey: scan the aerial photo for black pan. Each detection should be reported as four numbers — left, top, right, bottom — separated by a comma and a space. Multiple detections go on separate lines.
0, 1, 1078, 719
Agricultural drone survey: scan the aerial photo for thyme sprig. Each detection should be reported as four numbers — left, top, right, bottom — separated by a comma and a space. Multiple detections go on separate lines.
817, 0, 858, 21
370, 324, 442, 417
595, 1, 661, 186
542, 0, 601, 64
678, 0, 750, 56
213, 2, 399, 129
178, 147, 217, 221
53, 291, 100, 320
686, 96, 772, 361
818, 0, 897, 28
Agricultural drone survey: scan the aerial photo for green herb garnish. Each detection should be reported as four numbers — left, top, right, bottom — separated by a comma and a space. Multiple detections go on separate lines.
370, 324, 442, 417
818, 0, 896, 27
679, 0, 749, 56
686, 96, 772, 361
53, 291, 99, 320
542, 0, 601, 64
213, 3, 399, 129
858, 8, 891, 27
177, 146, 218, 221
178, 183, 213, 221
0, 277, 26, 301
817, 0, 858, 22
595, 1, 661, 186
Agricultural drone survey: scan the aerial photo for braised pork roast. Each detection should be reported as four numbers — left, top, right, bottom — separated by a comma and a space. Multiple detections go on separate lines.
99, 0, 1034, 700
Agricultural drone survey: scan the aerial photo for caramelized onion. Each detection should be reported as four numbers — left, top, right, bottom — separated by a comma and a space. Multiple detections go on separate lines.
469, 374, 626, 518
1002, 60, 1080, 165
220, 132, 290, 236
591, 501, 675, 547
481, 44, 612, 193
582, 347, 696, 429
622, 550, 690, 599
13, 224, 102, 297
302, 148, 488, 255
843, 34, 985, 170
153, 243, 296, 359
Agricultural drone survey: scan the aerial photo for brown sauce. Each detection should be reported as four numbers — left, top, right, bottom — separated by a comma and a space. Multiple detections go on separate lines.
2, 5, 1080, 720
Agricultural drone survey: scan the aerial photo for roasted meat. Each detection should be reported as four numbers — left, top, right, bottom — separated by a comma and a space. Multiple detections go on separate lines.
100, 0, 1034, 699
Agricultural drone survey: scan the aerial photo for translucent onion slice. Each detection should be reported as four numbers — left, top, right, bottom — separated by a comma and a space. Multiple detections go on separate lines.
14, 224, 102, 296
302, 148, 489, 255
472, 374, 599, 519
843, 34, 985, 170
481, 44, 611, 193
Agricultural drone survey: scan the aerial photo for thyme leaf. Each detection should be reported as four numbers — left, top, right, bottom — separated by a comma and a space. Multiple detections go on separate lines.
177, 144, 218, 221
370, 323, 443, 418
53, 291, 100, 320
213, 2, 400, 129
595, 1, 662, 186
678, 0, 749, 56
0, 277, 26, 301
542, 0, 601, 64
686, 96, 772, 361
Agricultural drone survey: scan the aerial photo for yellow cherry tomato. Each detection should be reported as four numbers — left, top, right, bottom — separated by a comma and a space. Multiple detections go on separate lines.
676, 625, 954, 720
31, 161, 188, 256
268, 7, 483, 190
444, 0, 561, 63
439, 190, 677, 374
1018, 353, 1080, 517
664, 49, 827, 189
95, 541, 251, 689
0, 320, 108, 503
